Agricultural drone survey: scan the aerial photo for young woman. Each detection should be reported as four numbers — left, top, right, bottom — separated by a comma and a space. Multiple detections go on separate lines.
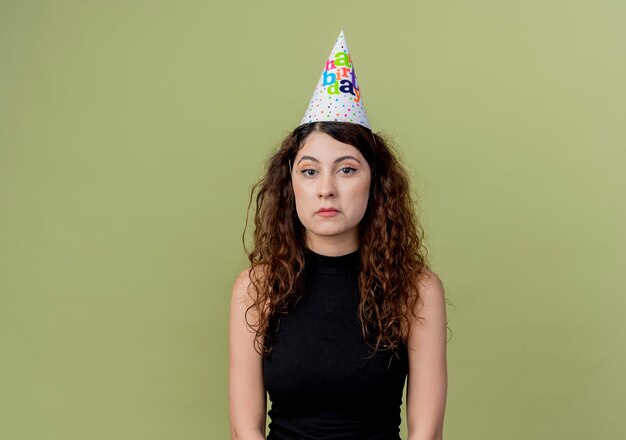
229, 32, 447, 440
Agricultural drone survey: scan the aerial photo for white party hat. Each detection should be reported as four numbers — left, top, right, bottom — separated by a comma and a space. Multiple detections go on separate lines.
300, 30, 370, 129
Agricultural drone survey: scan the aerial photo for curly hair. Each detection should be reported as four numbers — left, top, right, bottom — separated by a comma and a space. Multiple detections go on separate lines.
243, 121, 430, 356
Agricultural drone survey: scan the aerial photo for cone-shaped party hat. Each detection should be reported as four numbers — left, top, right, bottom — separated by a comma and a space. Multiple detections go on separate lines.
300, 30, 370, 129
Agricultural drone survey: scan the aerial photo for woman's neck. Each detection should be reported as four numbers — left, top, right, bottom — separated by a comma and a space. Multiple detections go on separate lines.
305, 233, 359, 256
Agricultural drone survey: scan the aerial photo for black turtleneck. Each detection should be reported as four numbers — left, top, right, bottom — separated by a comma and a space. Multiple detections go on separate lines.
263, 248, 408, 440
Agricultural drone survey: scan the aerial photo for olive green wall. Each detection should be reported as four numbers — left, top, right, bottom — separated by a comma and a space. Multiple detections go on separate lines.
1, 1, 624, 439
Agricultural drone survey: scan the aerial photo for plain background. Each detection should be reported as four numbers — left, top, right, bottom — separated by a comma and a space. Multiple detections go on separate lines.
1, 1, 625, 439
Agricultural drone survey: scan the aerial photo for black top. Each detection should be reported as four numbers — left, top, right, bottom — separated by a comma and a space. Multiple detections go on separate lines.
263, 248, 408, 440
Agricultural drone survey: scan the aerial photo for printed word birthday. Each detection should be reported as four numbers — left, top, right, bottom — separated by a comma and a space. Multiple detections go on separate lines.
322, 51, 361, 102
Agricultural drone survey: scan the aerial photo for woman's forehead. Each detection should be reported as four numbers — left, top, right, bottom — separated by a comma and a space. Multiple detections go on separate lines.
296, 132, 363, 161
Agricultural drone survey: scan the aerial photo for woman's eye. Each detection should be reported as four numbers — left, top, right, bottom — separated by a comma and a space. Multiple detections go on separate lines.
300, 169, 317, 176
339, 167, 357, 174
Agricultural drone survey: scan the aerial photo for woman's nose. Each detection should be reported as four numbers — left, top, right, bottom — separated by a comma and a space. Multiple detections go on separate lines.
318, 174, 336, 198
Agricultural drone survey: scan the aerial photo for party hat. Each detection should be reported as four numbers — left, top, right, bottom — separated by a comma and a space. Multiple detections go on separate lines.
300, 30, 370, 129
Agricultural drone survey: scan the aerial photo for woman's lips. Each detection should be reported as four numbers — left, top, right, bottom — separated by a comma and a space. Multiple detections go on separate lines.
317, 208, 339, 217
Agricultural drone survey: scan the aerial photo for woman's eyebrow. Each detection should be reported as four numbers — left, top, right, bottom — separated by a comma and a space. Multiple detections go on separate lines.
333, 155, 362, 164
297, 155, 319, 164
296, 155, 362, 165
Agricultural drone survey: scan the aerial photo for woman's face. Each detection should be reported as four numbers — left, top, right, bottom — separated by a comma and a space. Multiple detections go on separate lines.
291, 131, 371, 255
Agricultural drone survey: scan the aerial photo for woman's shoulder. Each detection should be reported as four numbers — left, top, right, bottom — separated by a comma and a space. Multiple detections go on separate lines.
231, 265, 269, 304
232, 267, 252, 290
415, 267, 444, 293
410, 267, 445, 312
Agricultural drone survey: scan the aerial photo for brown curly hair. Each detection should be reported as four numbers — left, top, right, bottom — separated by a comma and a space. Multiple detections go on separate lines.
243, 121, 430, 356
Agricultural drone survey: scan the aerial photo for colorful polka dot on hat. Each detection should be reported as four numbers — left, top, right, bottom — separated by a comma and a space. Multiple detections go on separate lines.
300, 30, 371, 130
